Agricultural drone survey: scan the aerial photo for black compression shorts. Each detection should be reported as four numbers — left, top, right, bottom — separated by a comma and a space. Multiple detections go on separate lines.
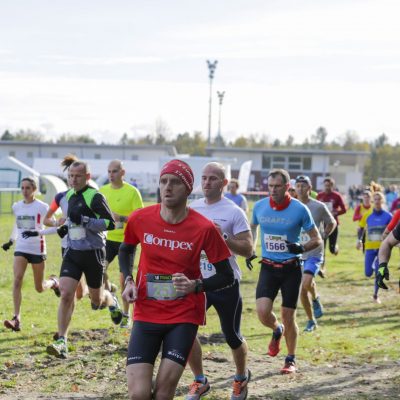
256, 262, 302, 309
14, 251, 46, 264
105, 240, 121, 265
60, 248, 106, 289
127, 321, 198, 367
206, 279, 244, 349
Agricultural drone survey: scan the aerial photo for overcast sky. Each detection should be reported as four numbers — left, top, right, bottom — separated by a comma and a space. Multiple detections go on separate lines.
1, 0, 400, 145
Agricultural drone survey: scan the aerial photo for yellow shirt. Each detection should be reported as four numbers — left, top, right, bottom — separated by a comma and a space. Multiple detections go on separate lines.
100, 182, 143, 242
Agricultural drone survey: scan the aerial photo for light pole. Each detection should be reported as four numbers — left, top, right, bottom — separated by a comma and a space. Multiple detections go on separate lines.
206, 60, 218, 147
216, 91, 225, 144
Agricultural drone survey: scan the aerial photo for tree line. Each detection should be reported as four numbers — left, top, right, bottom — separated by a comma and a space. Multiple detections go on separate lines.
1, 127, 399, 184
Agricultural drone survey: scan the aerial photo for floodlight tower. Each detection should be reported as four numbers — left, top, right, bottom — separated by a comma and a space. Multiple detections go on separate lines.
206, 60, 218, 146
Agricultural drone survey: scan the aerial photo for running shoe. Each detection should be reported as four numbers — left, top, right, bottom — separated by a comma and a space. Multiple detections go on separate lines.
185, 378, 210, 399
317, 268, 326, 278
231, 369, 251, 400
372, 294, 381, 304
281, 360, 296, 374
4, 316, 20, 332
267, 324, 284, 357
46, 338, 68, 359
49, 275, 61, 297
313, 297, 324, 319
120, 313, 130, 329
304, 320, 317, 332
333, 245, 339, 255
109, 282, 118, 293
109, 294, 123, 325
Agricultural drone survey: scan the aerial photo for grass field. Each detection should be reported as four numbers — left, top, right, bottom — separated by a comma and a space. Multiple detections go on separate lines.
0, 199, 399, 399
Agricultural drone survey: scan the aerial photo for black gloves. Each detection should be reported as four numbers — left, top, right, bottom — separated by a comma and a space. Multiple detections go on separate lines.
245, 254, 257, 271
57, 225, 69, 239
21, 231, 39, 239
377, 263, 390, 290
285, 241, 305, 254
2, 240, 13, 251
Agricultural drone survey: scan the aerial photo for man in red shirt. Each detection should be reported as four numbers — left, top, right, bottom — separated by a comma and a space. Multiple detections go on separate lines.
121, 159, 234, 400
317, 177, 346, 274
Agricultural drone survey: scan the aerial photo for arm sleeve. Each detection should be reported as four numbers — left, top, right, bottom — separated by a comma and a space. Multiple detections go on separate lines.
10, 223, 18, 241
387, 210, 400, 232
336, 194, 347, 216
118, 242, 136, 280
353, 205, 362, 221
87, 193, 116, 232
202, 258, 234, 292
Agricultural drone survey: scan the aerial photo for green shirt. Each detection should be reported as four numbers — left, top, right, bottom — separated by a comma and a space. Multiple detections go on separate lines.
100, 182, 143, 242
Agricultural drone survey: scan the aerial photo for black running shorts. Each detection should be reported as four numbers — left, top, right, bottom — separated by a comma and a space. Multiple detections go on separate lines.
256, 263, 302, 309
206, 280, 244, 350
14, 251, 46, 264
105, 240, 121, 266
60, 248, 106, 289
127, 321, 198, 367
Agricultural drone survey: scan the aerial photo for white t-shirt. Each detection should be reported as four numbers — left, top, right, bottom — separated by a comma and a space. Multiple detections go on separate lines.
11, 199, 49, 255
190, 197, 250, 280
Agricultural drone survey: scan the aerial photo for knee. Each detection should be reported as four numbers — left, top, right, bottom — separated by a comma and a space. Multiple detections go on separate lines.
60, 289, 76, 305
13, 276, 24, 289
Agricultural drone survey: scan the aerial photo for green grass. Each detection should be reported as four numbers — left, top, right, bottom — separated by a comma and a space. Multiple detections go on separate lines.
0, 202, 399, 398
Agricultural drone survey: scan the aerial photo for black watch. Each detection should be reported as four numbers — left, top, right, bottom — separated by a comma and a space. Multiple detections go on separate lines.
194, 279, 203, 294
222, 232, 229, 241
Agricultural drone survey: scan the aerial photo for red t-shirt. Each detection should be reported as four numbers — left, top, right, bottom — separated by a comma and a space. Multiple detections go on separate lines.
316, 191, 346, 223
387, 209, 400, 232
124, 204, 231, 326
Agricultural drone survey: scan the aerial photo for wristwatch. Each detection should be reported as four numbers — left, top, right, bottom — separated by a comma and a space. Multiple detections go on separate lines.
222, 232, 229, 241
194, 279, 203, 293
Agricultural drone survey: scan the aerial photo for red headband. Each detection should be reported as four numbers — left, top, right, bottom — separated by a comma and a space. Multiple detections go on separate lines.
160, 159, 194, 193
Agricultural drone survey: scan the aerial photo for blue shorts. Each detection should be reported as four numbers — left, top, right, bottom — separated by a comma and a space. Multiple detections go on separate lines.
302, 256, 323, 276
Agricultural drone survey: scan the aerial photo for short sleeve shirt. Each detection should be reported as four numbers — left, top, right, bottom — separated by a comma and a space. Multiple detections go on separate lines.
124, 204, 232, 325
359, 209, 392, 250
252, 197, 315, 261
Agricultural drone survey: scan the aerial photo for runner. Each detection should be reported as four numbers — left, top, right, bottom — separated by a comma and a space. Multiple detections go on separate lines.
46, 161, 121, 359
378, 221, 400, 292
294, 176, 336, 332
316, 177, 347, 276
100, 160, 143, 328
356, 191, 392, 303
352, 190, 372, 253
1, 177, 60, 332
121, 159, 234, 400
251, 169, 322, 374
186, 162, 253, 400
225, 178, 249, 212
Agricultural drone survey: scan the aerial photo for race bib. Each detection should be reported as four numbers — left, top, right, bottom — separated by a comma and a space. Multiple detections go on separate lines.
200, 251, 216, 278
264, 234, 288, 252
69, 225, 86, 240
146, 274, 183, 300
368, 227, 384, 242
115, 221, 124, 229
324, 202, 333, 212
17, 216, 35, 230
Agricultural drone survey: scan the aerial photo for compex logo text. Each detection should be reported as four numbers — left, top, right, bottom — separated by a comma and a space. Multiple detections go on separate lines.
144, 233, 193, 251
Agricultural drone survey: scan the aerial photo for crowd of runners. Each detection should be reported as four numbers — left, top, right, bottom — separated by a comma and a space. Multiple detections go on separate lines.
1, 156, 398, 400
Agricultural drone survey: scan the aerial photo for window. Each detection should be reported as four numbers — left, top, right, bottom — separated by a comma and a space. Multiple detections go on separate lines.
27, 151, 33, 158
9, 151, 15, 157
94, 154, 101, 159
303, 157, 312, 170
272, 156, 285, 169
262, 155, 271, 169
51, 152, 58, 158
131, 154, 138, 161
288, 156, 302, 170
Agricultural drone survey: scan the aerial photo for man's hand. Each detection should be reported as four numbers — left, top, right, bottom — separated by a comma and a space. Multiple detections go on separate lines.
57, 225, 69, 239
377, 263, 390, 290
122, 280, 138, 303
245, 254, 257, 271
285, 241, 305, 254
1, 240, 13, 251
172, 273, 195, 295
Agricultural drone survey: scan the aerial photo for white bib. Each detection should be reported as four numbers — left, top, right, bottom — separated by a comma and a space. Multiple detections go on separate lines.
69, 225, 86, 240
264, 233, 288, 253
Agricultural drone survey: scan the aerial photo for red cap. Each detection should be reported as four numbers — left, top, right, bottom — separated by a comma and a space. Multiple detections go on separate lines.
160, 159, 194, 193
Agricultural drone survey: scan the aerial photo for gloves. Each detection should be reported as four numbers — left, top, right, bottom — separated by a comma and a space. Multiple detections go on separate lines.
245, 254, 257, 271
376, 262, 389, 290
57, 225, 69, 239
285, 241, 305, 254
2, 240, 13, 251
21, 231, 39, 239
